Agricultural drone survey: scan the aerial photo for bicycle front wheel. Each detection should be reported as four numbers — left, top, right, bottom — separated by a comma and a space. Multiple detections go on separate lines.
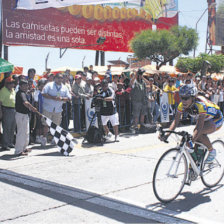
201, 140, 224, 188
153, 148, 188, 203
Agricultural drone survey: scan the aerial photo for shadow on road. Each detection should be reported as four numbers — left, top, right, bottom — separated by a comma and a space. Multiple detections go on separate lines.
0, 169, 192, 224
146, 185, 223, 215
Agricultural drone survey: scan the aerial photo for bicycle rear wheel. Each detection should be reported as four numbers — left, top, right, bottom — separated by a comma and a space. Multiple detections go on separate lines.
153, 148, 188, 203
201, 140, 224, 188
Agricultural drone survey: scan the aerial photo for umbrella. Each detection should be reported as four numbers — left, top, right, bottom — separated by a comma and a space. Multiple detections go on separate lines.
0, 58, 14, 73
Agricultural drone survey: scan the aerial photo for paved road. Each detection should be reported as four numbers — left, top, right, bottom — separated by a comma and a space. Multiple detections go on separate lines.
0, 124, 224, 223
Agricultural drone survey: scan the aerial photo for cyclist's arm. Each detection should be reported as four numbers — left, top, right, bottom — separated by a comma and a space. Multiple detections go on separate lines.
168, 111, 181, 135
192, 114, 206, 142
159, 111, 181, 141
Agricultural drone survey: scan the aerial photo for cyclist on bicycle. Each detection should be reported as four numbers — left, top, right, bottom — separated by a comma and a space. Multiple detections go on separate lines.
160, 84, 223, 163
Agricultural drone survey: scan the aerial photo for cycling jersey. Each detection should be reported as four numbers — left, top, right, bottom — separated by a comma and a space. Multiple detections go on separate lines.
177, 95, 222, 121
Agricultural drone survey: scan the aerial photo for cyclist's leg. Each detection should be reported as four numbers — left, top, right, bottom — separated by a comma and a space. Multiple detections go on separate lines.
193, 119, 216, 149
195, 119, 223, 162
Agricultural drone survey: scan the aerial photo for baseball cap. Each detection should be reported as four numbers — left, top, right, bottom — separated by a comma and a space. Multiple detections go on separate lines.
75, 74, 82, 80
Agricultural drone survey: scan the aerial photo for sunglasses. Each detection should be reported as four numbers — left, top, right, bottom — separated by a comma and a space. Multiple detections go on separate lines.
181, 96, 191, 101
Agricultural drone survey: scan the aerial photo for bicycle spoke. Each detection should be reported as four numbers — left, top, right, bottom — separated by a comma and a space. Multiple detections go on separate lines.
201, 140, 224, 188
153, 148, 187, 203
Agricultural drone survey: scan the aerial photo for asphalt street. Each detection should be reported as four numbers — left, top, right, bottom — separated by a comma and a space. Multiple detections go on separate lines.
0, 124, 224, 223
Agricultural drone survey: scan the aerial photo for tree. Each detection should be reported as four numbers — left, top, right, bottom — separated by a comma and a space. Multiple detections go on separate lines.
176, 54, 224, 74
130, 26, 198, 70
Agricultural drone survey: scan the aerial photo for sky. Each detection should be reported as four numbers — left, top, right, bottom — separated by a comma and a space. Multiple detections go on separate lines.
5, 0, 222, 75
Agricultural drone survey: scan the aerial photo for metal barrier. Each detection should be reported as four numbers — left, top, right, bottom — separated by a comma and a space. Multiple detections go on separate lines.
60, 94, 192, 134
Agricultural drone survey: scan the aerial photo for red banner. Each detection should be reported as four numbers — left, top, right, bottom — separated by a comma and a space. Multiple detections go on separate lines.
2, 0, 178, 52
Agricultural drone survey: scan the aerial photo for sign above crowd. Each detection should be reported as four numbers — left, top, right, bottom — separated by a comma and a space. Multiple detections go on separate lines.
16, 0, 138, 9
3, 0, 178, 52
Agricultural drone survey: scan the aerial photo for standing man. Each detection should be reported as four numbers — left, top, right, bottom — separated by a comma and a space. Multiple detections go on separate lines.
98, 79, 119, 142
15, 79, 37, 156
41, 73, 71, 146
0, 77, 16, 151
72, 74, 90, 132
130, 68, 148, 133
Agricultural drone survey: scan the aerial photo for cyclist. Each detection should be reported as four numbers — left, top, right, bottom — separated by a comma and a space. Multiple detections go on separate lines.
159, 84, 223, 163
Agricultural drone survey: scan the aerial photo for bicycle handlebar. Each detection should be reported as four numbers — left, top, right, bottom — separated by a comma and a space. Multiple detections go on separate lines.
157, 125, 192, 143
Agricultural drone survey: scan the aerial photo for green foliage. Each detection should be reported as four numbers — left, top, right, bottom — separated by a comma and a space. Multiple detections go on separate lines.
130, 26, 198, 69
176, 54, 224, 74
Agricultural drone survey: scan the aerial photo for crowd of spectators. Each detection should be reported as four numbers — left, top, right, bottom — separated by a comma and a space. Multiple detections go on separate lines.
0, 64, 224, 154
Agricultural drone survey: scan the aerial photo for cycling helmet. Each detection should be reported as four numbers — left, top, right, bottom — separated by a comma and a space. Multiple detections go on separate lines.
179, 84, 198, 97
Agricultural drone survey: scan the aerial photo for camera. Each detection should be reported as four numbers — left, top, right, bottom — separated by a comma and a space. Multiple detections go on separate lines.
137, 68, 145, 76
91, 93, 104, 112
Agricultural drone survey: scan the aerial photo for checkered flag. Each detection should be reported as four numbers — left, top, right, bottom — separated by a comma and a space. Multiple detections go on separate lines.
44, 116, 77, 156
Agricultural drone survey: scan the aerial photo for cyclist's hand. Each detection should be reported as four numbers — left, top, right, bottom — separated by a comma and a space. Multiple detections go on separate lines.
158, 134, 169, 143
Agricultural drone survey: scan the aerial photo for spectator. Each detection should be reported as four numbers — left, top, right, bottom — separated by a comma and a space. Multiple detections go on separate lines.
89, 65, 94, 74
61, 74, 72, 130
199, 76, 207, 91
92, 71, 98, 80
146, 78, 161, 124
0, 72, 11, 90
15, 79, 37, 156
218, 84, 224, 114
130, 68, 148, 133
104, 73, 111, 83
115, 82, 126, 130
106, 65, 112, 82
175, 74, 183, 88
65, 69, 73, 85
195, 77, 201, 90
34, 78, 47, 143
84, 73, 94, 97
162, 74, 170, 89
83, 66, 89, 75
27, 79, 36, 143
204, 82, 214, 100
12, 74, 19, 87
72, 74, 90, 132
99, 79, 119, 141
163, 79, 178, 120
41, 73, 71, 146
111, 75, 119, 92
93, 77, 101, 87
47, 73, 54, 82
0, 77, 16, 151
27, 68, 37, 87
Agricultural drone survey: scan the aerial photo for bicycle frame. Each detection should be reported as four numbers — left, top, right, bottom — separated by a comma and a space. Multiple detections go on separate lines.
169, 141, 208, 179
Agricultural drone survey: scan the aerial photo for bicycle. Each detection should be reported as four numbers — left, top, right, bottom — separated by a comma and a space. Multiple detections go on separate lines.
152, 125, 224, 203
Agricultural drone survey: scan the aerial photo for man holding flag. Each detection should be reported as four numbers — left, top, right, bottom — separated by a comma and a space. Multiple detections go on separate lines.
41, 73, 71, 147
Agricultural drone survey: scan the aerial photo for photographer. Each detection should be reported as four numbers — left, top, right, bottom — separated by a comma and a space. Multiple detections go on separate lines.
130, 68, 148, 133
95, 79, 120, 142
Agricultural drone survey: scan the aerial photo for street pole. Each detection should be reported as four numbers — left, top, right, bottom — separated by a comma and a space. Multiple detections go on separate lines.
45, 52, 50, 71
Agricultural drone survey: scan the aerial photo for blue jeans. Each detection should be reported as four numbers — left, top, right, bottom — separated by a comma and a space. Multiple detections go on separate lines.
151, 101, 160, 123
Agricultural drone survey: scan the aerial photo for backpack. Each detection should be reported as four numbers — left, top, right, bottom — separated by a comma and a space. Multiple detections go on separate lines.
85, 126, 104, 144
